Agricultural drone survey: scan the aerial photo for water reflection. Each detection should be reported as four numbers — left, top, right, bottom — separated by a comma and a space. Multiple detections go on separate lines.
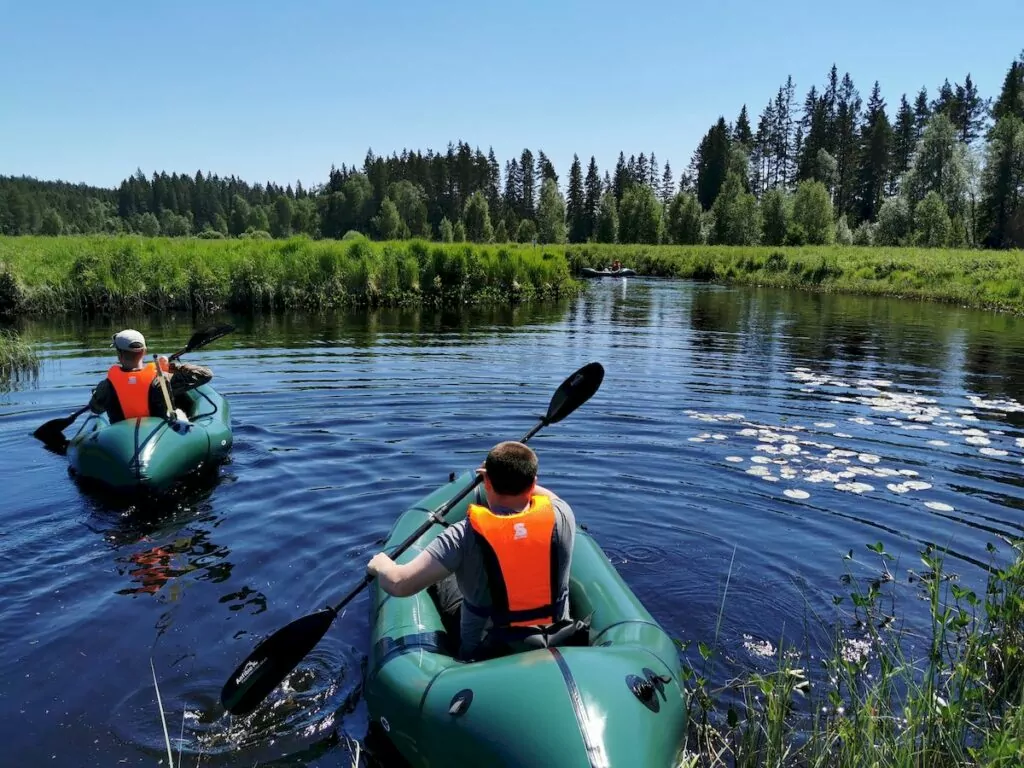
3, 279, 1024, 767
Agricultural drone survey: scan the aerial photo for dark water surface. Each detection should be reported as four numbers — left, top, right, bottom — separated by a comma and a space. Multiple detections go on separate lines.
2, 279, 1023, 766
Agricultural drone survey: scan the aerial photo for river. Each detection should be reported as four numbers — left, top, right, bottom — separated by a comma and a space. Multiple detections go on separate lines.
2, 277, 1023, 766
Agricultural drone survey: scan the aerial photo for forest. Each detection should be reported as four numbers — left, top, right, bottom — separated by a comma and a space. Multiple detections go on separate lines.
1, 52, 1022, 251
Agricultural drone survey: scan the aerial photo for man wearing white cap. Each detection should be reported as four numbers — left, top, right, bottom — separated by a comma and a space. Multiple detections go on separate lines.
88, 329, 214, 423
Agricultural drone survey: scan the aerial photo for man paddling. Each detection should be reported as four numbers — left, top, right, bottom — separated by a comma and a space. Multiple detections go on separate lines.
366, 440, 579, 661
88, 329, 214, 423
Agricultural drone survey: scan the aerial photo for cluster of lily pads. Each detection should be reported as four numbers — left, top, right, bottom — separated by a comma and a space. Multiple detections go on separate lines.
683, 366, 1024, 514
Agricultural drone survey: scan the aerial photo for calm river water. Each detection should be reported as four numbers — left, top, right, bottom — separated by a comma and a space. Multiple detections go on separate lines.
2, 278, 1023, 766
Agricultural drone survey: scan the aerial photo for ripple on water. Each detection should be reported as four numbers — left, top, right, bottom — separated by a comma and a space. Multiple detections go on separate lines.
3, 285, 1024, 766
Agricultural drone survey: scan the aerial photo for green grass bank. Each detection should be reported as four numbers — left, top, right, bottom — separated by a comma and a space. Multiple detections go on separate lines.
566, 244, 1024, 315
2, 236, 1022, 317
678, 539, 1024, 767
0, 236, 577, 316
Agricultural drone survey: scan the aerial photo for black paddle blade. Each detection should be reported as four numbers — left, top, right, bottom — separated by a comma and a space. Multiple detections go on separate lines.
220, 608, 337, 716
180, 323, 235, 357
32, 415, 76, 445
32, 404, 90, 449
545, 362, 604, 425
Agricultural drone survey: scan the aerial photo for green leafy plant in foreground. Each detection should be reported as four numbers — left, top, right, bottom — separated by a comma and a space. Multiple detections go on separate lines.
677, 537, 1024, 767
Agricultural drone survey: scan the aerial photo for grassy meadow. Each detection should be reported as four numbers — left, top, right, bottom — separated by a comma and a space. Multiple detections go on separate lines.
0, 235, 577, 316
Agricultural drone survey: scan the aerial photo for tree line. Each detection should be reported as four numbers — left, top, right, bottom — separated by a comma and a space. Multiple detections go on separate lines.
1, 51, 1022, 249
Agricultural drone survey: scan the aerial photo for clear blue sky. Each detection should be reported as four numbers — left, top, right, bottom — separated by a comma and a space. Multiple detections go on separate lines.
2, 0, 1021, 191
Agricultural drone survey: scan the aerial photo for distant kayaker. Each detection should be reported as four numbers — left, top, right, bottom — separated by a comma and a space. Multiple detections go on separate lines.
88, 329, 214, 423
366, 440, 580, 661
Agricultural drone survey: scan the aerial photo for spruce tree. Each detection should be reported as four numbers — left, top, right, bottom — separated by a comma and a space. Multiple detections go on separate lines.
566, 155, 587, 243
734, 105, 753, 149
889, 94, 917, 195
913, 87, 930, 143
954, 74, 987, 144
855, 81, 893, 223
613, 152, 630, 201
584, 156, 602, 241
696, 118, 731, 209
992, 54, 1024, 123
519, 149, 535, 221
660, 161, 675, 205
978, 115, 1024, 248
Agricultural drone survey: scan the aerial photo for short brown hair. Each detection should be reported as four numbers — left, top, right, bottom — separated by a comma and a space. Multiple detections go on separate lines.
484, 441, 538, 495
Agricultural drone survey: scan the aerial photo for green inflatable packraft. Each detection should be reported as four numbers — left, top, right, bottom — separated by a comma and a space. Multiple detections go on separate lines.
66, 383, 232, 492
365, 471, 688, 767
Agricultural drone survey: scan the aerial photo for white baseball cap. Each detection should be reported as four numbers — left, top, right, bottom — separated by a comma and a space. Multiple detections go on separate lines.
111, 329, 147, 351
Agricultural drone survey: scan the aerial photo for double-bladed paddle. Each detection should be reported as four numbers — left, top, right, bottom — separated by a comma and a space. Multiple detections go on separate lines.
31, 323, 236, 452
219, 360, 605, 717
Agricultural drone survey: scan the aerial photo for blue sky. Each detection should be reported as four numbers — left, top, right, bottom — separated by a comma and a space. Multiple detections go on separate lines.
2, 0, 1022, 191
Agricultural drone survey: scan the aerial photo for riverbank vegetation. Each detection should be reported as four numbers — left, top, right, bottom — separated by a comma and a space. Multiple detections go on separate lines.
2, 53, 1022, 255
679, 538, 1024, 767
0, 328, 39, 383
566, 244, 1024, 314
2, 236, 1021, 317
0, 236, 576, 315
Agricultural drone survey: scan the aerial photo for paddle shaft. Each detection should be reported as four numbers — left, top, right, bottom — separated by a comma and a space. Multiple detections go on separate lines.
153, 354, 175, 418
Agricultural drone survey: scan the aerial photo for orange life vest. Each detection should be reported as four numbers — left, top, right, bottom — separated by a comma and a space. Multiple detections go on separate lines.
466, 494, 559, 627
107, 362, 160, 419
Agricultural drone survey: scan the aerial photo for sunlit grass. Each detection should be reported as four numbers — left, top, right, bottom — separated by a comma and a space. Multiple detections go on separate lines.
565, 244, 1024, 315
0, 235, 578, 315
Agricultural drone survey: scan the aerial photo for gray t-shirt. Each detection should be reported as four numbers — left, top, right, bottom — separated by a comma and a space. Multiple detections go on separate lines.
424, 495, 576, 657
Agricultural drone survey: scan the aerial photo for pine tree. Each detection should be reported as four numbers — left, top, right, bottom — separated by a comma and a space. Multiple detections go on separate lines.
537, 151, 557, 185
855, 81, 893, 223
992, 53, 1024, 123
913, 87, 930, 143
773, 76, 796, 188
833, 72, 863, 218
503, 158, 521, 225
797, 86, 826, 182
954, 74, 988, 144
613, 152, 630, 201
648, 153, 659, 189
636, 153, 649, 188
584, 156, 602, 241
566, 155, 587, 243
978, 114, 1024, 248
486, 147, 502, 216
734, 105, 753, 149
752, 100, 777, 194
930, 79, 957, 120
696, 118, 731, 209
823, 65, 840, 157
519, 149, 535, 221
660, 161, 675, 205
889, 94, 917, 195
